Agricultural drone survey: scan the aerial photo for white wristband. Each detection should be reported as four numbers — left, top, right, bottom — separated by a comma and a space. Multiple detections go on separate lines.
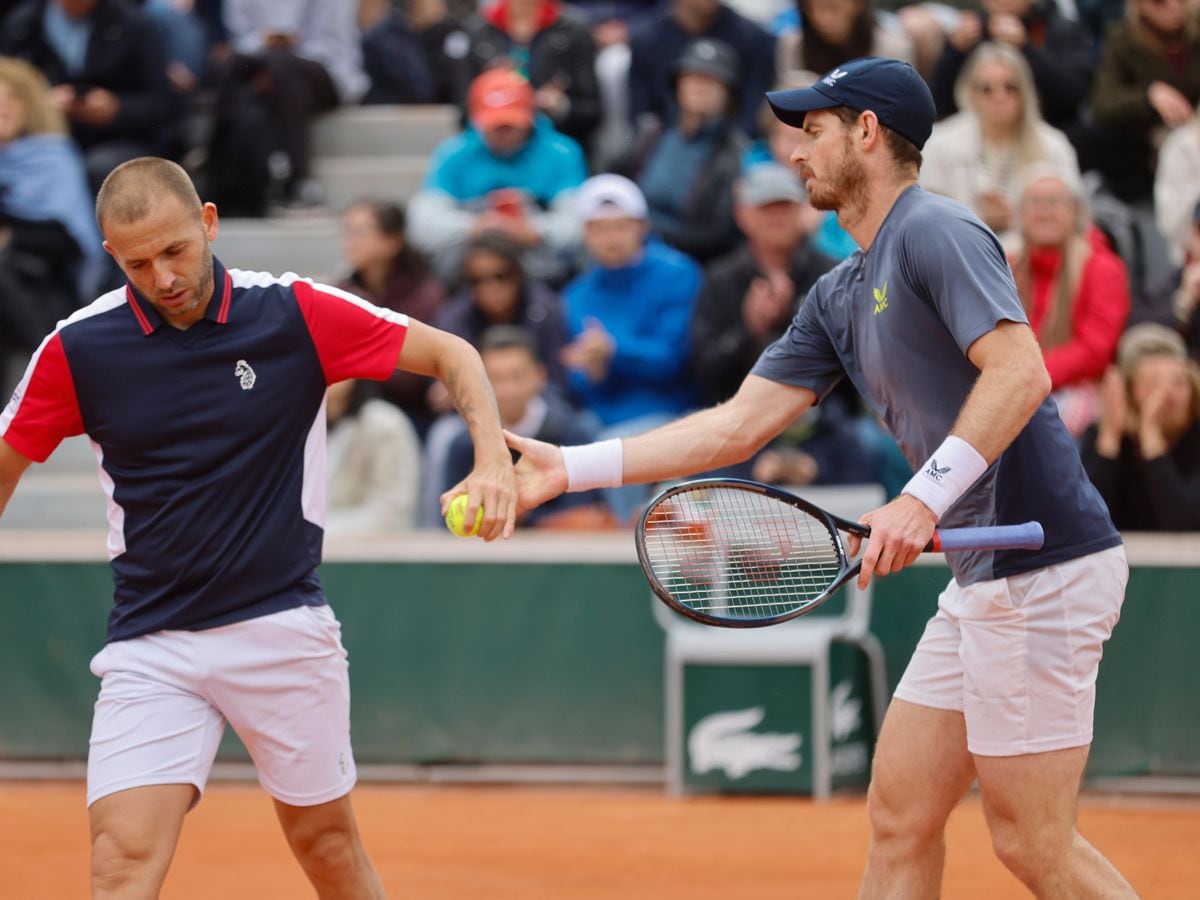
561, 439, 623, 492
902, 435, 988, 519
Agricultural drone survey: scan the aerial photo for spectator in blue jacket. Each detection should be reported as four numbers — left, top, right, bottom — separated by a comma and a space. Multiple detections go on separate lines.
408, 67, 589, 287
561, 173, 702, 522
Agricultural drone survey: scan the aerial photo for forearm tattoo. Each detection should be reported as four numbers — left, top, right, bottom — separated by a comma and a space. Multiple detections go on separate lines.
445, 367, 476, 431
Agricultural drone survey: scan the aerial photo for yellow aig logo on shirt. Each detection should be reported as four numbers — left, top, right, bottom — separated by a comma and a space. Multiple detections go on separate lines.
873, 281, 889, 315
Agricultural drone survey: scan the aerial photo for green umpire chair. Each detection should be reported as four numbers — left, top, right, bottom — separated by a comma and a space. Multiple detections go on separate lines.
654, 483, 890, 799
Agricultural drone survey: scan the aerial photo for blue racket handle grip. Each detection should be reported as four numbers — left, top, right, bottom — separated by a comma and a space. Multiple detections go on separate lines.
927, 522, 1044, 552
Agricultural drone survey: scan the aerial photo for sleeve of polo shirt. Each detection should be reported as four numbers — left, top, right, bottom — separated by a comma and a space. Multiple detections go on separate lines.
293, 280, 410, 385
749, 283, 845, 401
0, 333, 85, 463
900, 204, 1028, 355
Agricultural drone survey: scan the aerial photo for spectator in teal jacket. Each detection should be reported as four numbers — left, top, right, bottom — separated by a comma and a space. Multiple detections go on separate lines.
407, 68, 588, 286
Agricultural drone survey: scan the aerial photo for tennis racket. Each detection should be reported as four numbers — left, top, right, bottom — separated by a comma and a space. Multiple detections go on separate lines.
636, 478, 1044, 628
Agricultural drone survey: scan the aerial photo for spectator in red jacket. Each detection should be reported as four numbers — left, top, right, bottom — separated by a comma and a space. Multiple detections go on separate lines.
1008, 162, 1131, 435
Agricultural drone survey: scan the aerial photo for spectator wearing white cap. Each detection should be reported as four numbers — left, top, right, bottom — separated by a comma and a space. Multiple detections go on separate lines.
560, 173, 703, 522
1081, 322, 1200, 530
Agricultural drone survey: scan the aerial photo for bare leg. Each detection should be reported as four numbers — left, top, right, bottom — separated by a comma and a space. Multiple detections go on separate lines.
90, 783, 194, 899
858, 699, 976, 900
275, 793, 385, 899
976, 746, 1138, 898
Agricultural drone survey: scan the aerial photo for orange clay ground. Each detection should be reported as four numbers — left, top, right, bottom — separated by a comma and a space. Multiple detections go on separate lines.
3, 781, 1199, 898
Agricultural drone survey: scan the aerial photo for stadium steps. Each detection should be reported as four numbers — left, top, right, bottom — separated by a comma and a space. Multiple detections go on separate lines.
312, 104, 459, 158
213, 217, 343, 282
212, 104, 458, 279
311, 155, 429, 213
311, 103, 456, 213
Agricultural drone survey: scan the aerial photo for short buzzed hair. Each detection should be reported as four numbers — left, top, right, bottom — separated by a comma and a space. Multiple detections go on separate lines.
95, 157, 202, 231
480, 324, 540, 362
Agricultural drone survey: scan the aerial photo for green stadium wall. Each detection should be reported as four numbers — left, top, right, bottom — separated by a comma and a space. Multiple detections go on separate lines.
1, 534, 1197, 778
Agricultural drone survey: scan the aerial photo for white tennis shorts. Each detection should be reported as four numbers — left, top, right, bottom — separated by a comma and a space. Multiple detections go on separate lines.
893, 545, 1127, 757
87, 604, 356, 808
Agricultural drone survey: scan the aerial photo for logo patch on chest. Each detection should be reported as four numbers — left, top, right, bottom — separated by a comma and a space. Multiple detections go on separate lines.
234, 360, 257, 390
873, 281, 889, 315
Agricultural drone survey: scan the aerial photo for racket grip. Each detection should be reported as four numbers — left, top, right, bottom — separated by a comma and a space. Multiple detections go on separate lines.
927, 521, 1044, 552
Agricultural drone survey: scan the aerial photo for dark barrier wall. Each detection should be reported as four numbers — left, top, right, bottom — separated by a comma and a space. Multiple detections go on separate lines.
1, 535, 1198, 776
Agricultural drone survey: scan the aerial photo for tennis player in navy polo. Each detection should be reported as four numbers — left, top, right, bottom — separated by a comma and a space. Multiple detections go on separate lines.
506, 59, 1137, 896
0, 157, 518, 898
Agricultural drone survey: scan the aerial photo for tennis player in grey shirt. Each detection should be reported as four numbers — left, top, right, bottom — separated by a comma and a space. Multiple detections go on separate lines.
499, 57, 1135, 897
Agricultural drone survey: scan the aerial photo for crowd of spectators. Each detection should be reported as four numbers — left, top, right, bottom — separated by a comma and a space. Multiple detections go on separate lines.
3, 0, 1199, 531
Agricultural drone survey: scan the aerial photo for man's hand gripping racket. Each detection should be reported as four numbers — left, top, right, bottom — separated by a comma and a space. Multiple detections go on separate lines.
636, 478, 1044, 627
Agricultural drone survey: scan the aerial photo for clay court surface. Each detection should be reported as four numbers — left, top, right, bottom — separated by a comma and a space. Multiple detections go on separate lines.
4, 780, 1199, 898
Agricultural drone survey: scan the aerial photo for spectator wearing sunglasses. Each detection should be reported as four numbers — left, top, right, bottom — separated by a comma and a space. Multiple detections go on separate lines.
436, 231, 569, 393
921, 42, 1080, 238
421, 232, 570, 525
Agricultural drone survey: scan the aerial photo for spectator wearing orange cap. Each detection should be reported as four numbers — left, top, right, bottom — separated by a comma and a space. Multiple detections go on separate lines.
407, 68, 589, 287
462, 0, 601, 150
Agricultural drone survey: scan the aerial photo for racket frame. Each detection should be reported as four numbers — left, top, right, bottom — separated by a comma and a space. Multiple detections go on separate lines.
636, 478, 866, 628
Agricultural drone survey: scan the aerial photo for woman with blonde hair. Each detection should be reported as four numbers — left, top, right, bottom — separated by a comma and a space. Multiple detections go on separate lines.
0, 56, 105, 387
1082, 322, 1200, 530
920, 42, 1079, 236
1008, 162, 1131, 434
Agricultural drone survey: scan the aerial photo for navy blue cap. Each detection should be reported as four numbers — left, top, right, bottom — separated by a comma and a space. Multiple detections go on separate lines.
766, 57, 937, 151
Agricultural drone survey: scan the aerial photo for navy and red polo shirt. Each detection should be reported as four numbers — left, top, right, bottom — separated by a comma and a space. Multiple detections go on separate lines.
1, 259, 409, 642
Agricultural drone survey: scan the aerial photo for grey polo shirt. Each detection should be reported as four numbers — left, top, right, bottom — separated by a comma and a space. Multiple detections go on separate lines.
752, 186, 1120, 585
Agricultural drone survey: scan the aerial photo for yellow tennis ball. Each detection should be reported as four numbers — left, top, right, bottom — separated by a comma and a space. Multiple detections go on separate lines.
445, 494, 484, 537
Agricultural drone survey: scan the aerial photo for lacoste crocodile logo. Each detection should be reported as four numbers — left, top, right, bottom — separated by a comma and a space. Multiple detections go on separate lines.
689, 707, 802, 779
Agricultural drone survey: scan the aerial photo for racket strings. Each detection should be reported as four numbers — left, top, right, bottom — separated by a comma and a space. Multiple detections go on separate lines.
643, 486, 842, 620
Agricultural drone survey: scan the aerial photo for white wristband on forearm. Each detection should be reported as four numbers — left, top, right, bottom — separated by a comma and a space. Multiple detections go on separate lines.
561, 439, 624, 492
902, 435, 988, 519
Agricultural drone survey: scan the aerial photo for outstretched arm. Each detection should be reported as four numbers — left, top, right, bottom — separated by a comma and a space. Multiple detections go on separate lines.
504, 375, 819, 514
0, 438, 33, 519
396, 319, 517, 540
